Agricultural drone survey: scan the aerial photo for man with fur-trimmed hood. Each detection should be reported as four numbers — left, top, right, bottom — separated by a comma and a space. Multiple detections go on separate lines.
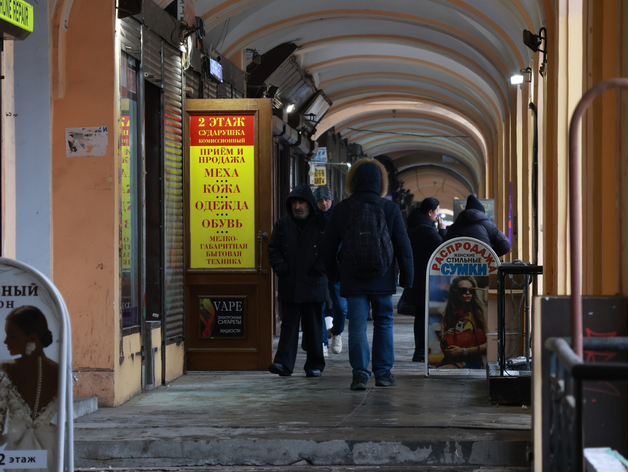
322, 158, 413, 390
267, 184, 328, 378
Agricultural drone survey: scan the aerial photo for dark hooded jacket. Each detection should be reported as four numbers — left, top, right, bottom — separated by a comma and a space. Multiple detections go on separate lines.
268, 184, 328, 303
443, 209, 511, 257
322, 159, 413, 296
401, 210, 447, 305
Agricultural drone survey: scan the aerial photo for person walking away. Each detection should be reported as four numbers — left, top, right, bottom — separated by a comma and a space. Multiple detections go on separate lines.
267, 184, 327, 377
400, 198, 447, 362
444, 194, 511, 257
313, 185, 348, 355
322, 158, 413, 390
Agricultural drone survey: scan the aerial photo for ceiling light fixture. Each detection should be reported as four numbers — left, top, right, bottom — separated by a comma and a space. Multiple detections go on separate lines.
286, 104, 295, 113
523, 27, 547, 76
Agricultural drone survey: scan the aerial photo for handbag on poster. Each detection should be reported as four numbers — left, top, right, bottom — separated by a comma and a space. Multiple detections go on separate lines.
440, 318, 487, 352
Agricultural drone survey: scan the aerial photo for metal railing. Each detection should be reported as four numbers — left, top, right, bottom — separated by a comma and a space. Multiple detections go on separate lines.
545, 337, 628, 472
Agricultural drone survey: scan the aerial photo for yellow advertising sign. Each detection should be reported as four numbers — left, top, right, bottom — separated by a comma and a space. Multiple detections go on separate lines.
120, 114, 131, 269
314, 167, 326, 186
0, 0, 33, 38
189, 115, 255, 268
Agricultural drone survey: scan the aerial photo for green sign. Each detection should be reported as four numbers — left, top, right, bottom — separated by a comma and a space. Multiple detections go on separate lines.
0, 0, 33, 40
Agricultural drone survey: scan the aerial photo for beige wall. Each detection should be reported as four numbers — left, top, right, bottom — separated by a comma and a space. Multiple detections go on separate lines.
621, 0, 628, 295
165, 341, 185, 383
50, 0, 190, 406
153, 326, 163, 387
541, 0, 627, 296
114, 333, 142, 405
51, 0, 120, 406
540, 0, 584, 295
582, 0, 621, 295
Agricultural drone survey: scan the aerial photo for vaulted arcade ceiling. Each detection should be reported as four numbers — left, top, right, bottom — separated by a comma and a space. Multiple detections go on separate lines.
160, 0, 546, 211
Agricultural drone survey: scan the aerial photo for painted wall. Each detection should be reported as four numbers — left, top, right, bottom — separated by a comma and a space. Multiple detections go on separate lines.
114, 332, 142, 406
14, 0, 51, 277
165, 341, 185, 383
51, 1, 119, 405
153, 326, 163, 387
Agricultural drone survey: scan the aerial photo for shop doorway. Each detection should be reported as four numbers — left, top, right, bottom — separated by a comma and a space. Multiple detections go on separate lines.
185, 99, 274, 370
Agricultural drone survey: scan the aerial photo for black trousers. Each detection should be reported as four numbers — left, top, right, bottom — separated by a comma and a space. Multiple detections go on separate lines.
274, 301, 325, 374
413, 292, 426, 352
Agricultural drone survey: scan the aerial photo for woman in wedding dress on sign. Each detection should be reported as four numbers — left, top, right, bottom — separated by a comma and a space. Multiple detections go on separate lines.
0, 305, 58, 472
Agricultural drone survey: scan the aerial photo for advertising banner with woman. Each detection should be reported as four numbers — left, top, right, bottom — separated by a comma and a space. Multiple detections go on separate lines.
0, 259, 73, 472
424, 237, 500, 377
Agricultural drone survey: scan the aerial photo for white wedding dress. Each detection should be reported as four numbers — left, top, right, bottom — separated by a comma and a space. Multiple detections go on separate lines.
0, 373, 57, 472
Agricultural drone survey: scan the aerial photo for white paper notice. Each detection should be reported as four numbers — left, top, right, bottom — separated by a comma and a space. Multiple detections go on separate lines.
65, 126, 108, 157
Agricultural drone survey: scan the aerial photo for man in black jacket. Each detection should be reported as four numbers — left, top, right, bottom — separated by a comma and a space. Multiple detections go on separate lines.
444, 194, 511, 257
268, 184, 328, 377
322, 159, 413, 390
400, 198, 447, 362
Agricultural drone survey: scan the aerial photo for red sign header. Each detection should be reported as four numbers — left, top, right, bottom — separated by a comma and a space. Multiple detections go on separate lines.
189, 115, 254, 147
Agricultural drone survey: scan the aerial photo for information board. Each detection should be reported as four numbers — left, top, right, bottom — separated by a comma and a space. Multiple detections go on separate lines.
199, 296, 245, 338
425, 237, 499, 376
452, 198, 495, 222
314, 167, 326, 185
189, 115, 256, 268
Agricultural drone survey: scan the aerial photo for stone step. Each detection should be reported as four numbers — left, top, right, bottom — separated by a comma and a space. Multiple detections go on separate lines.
74, 424, 531, 468
76, 467, 531, 472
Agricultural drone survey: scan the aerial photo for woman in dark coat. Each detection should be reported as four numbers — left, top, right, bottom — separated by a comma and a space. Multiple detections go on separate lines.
400, 198, 447, 362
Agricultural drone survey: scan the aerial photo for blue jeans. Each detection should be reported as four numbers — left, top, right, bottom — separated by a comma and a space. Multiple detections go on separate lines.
321, 311, 329, 347
346, 294, 394, 378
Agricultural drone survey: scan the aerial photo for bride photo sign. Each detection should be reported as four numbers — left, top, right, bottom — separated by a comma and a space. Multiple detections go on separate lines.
0, 259, 73, 472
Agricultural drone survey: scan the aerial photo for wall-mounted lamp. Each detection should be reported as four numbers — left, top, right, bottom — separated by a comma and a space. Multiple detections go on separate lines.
523, 27, 547, 76
510, 67, 532, 85
510, 73, 524, 85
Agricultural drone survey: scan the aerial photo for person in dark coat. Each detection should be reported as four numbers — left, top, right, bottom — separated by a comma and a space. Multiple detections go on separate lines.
444, 195, 511, 257
400, 198, 447, 362
313, 186, 347, 357
322, 158, 413, 390
267, 184, 328, 377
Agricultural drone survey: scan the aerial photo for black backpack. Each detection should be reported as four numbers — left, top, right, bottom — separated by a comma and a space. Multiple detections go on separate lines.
343, 198, 394, 279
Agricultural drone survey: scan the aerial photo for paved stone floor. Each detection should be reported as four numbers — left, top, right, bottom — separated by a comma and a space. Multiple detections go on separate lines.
73, 297, 532, 470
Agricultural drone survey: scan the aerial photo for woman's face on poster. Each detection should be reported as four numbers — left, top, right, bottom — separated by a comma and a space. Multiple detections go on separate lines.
4, 321, 30, 356
454, 279, 475, 303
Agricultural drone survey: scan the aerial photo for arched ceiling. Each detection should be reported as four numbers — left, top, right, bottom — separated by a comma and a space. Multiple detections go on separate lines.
173, 0, 546, 211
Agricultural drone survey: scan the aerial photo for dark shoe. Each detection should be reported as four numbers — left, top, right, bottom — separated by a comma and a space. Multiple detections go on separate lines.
412, 349, 425, 362
350, 372, 369, 390
306, 369, 322, 377
269, 363, 292, 376
375, 371, 396, 387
